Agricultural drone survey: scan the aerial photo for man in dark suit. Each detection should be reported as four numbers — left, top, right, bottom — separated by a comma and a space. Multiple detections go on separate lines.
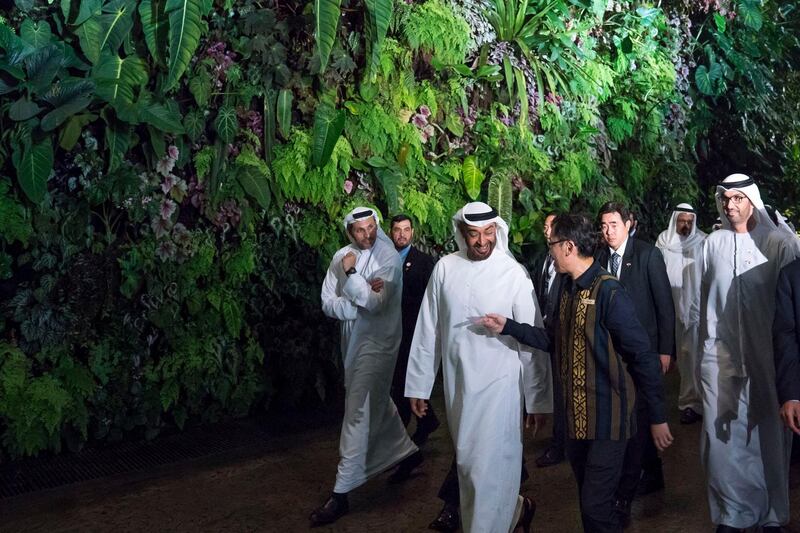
595, 202, 675, 526
774, 257, 800, 434
387, 215, 439, 483
531, 212, 568, 467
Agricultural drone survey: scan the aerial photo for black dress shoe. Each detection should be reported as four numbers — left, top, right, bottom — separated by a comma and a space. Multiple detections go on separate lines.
535, 446, 565, 468
309, 495, 349, 527
387, 450, 424, 484
513, 497, 536, 533
429, 503, 459, 532
680, 408, 702, 424
613, 498, 631, 529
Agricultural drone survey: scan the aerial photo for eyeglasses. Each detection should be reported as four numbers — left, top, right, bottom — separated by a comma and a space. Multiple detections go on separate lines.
547, 239, 567, 248
721, 194, 747, 206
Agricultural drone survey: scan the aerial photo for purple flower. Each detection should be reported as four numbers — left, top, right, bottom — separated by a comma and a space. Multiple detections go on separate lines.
418, 105, 431, 118
161, 175, 177, 194
156, 156, 176, 177
167, 145, 179, 160
344, 180, 354, 194
412, 114, 428, 128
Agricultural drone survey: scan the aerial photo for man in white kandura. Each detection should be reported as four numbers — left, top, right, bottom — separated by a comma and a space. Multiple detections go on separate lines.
312, 207, 420, 527
405, 202, 552, 533
655, 203, 706, 425
699, 174, 800, 533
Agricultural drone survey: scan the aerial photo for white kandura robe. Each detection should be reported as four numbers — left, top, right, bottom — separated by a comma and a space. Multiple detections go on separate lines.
699, 222, 798, 527
405, 249, 552, 533
656, 222, 706, 413
321, 237, 417, 493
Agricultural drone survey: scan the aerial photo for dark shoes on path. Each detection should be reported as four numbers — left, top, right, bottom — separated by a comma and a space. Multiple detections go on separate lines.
428, 503, 459, 532
387, 450, 424, 484
309, 493, 349, 527
535, 445, 565, 468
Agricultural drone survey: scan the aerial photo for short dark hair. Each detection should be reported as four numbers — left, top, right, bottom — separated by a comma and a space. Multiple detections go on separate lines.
597, 202, 631, 224
552, 214, 598, 258
544, 211, 559, 219
390, 214, 413, 229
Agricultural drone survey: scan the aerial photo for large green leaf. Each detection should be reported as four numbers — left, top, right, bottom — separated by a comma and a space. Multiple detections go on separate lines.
139, 99, 185, 134
59, 113, 97, 150
19, 19, 52, 48
376, 167, 401, 214
462, 156, 484, 200
40, 78, 95, 107
138, 0, 168, 66
9, 98, 41, 121
24, 44, 64, 94
738, 0, 763, 31
165, 0, 210, 91
310, 103, 345, 167
488, 174, 512, 225
695, 63, 722, 96
13, 139, 53, 204
276, 89, 292, 138
76, 0, 136, 64
364, 0, 391, 75
184, 109, 204, 141
188, 67, 211, 106
92, 53, 148, 106
41, 96, 92, 131
214, 105, 238, 143
105, 120, 131, 171
313, 0, 341, 73
237, 166, 271, 210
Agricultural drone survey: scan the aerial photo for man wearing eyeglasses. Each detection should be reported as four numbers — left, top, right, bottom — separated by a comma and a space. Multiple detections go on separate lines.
595, 202, 675, 525
481, 213, 672, 533
699, 174, 800, 533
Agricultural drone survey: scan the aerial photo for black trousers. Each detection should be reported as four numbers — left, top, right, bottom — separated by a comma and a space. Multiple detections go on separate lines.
437, 457, 529, 506
616, 396, 662, 501
551, 351, 566, 452
566, 438, 627, 533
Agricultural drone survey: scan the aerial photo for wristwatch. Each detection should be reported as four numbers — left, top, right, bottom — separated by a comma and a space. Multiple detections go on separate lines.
345, 266, 357, 276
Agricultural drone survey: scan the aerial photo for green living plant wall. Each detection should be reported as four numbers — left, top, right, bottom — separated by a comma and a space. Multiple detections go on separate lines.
0, 0, 788, 458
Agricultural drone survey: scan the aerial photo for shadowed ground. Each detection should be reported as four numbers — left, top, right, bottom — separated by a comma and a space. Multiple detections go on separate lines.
3, 372, 800, 532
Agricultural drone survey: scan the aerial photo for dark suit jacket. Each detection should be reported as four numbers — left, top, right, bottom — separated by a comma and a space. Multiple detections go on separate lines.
774, 257, 800, 404
531, 251, 567, 329
595, 237, 675, 357
394, 246, 436, 385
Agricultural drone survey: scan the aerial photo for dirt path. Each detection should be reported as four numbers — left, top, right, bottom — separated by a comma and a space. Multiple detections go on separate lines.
2, 373, 800, 532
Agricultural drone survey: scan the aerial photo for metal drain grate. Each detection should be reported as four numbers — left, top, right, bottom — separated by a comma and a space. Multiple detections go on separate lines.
0, 420, 271, 499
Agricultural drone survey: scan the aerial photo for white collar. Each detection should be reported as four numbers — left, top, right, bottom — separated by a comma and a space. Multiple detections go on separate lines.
610, 236, 629, 259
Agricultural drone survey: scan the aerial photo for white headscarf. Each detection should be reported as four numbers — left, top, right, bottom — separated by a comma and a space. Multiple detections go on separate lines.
343, 206, 394, 249
714, 173, 777, 231
656, 203, 707, 253
765, 204, 799, 241
451, 201, 513, 259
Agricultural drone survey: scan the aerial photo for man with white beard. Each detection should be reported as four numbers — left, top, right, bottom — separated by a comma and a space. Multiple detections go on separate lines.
405, 202, 552, 533
699, 174, 800, 533
655, 203, 707, 425
311, 207, 419, 526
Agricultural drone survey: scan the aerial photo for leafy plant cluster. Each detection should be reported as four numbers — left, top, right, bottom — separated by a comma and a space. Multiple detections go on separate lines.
0, 0, 796, 458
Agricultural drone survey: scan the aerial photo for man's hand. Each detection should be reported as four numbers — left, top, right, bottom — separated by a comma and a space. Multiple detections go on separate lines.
410, 398, 429, 418
525, 413, 548, 438
650, 422, 674, 451
659, 354, 672, 374
370, 278, 384, 293
780, 401, 800, 434
342, 252, 357, 272
480, 313, 507, 334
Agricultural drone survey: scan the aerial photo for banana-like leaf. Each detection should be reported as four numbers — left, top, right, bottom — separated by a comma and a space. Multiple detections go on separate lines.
19, 19, 52, 48
77, 0, 136, 64
237, 165, 271, 210
41, 96, 92, 131
313, 0, 341, 73
462, 155, 484, 200
13, 138, 53, 204
276, 89, 292, 138
40, 78, 95, 106
311, 103, 344, 168
214, 105, 238, 143
92, 53, 148, 106
488, 174, 512, 225
25, 44, 64, 94
165, 0, 210, 91
138, 0, 168, 66
364, 0, 391, 76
